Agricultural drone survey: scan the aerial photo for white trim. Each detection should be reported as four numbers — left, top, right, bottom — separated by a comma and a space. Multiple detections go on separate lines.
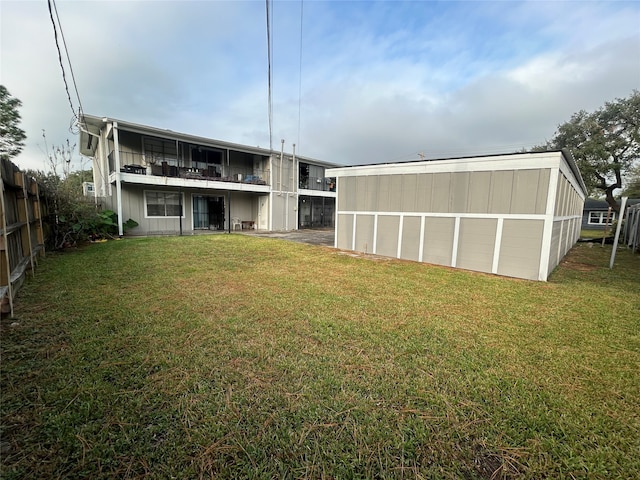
555, 214, 582, 222
587, 211, 615, 225
492, 218, 504, 274
352, 213, 357, 250
397, 215, 404, 258
326, 152, 563, 178
143, 190, 186, 219
559, 157, 587, 201
556, 219, 564, 267
372, 213, 379, 254
539, 168, 560, 281
298, 188, 337, 198
113, 123, 124, 236
418, 215, 425, 263
451, 217, 461, 267
336, 210, 547, 221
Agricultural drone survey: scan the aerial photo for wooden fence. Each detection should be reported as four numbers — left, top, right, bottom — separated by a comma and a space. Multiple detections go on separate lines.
624, 202, 640, 254
1, 158, 46, 316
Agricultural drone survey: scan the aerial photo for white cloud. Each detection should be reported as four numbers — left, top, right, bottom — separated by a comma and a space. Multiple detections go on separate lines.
1, 0, 638, 173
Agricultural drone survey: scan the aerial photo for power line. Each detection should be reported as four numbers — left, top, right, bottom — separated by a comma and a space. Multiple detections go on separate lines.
52, 0, 84, 121
47, 0, 85, 135
297, 0, 304, 151
266, 0, 274, 152
47, 0, 76, 123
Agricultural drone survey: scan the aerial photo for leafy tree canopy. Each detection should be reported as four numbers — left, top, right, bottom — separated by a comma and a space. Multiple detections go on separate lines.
0, 85, 27, 159
620, 163, 640, 199
544, 90, 640, 212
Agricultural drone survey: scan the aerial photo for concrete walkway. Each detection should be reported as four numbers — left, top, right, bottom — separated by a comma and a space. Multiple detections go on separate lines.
240, 228, 335, 246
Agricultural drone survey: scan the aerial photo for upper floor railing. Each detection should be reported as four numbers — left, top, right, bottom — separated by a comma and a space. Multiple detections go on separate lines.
108, 151, 269, 186
299, 175, 336, 192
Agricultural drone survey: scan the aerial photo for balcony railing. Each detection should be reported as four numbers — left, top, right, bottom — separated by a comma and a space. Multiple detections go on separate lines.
110, 151, 269, 186
299, 176, 336, 192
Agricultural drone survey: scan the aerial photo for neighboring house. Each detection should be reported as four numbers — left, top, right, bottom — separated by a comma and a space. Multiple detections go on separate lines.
78, 115, 338, 235
326, 150, 587, 281
581, 198, 640, 231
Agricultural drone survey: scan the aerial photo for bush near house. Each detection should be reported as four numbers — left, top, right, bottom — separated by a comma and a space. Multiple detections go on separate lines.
1, 236, 638, 479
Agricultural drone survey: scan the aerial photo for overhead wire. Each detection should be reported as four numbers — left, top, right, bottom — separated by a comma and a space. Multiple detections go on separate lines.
297, 0, 304, 151
266, 0, 274, 152
47, 0, 76, 127
47, 0, 85, 135
52, 0, 84, 122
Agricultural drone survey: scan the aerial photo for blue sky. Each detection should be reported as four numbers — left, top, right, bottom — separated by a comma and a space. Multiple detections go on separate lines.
1, 0, 639, 172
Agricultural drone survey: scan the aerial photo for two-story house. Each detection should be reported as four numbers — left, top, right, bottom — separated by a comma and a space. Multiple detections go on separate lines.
78, 115, 337, 235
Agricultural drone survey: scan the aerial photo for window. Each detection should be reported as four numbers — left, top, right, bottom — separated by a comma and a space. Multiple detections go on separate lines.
145, 191, 184, 217
588, 211, 615, 225
82, 182, 95, 197
143, 137, 178, 166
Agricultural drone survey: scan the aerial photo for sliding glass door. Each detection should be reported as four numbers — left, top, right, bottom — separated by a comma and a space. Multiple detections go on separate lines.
193, 195, 225, 230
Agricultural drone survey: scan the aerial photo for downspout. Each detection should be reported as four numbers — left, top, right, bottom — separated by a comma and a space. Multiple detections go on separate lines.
179, 186, 183, 236
177, 139, 182, 236
292, 143, 297, 230
113, 122, 124, 237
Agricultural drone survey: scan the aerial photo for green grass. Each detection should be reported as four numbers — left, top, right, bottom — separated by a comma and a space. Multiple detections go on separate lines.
579, 229, 611, 239
1, 235, 639, 479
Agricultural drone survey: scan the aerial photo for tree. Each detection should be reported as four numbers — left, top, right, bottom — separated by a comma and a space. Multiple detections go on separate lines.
0, 85, 27, 159
621, 163, 640, 198
27, 138, 137, 249
546, 90, 640, 213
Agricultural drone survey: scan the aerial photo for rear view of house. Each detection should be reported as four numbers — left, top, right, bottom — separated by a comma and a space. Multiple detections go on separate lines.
78, 115, 337, 235
327, 150, 587, 281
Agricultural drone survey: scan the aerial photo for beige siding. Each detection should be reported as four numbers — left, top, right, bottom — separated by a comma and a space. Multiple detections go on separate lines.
416, 173, 433, 212
376, 215, 400, 257
355, 215, 375, 253
450, 172, 470, 212
467, 171, 492, 213
547, 221, 563, 275
389, 175, 403, 211
431, 172, 451, 213
122, 186, 190, 235
402, 174, 418, 212
271, 194, 286, 230
400, 216, 421, 261
338, 177, 356, 210
377, 176, 392, 212
355, 176, 368, 211
511, 169, 549, 214
337, 214, 353, 250
457, 218, 497, 273
423, 217, 455, 266
488, 170, 514, 214
364, 175, 378, 211
498, 219, 544, 280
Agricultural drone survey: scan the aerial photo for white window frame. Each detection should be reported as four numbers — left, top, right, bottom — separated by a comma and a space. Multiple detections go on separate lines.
144, 190, 185, 219
588, 211, 615, 225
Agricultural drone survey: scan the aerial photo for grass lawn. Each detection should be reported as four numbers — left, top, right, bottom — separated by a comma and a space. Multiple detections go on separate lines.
579, 229, 612, 240
1, 235, 639, 479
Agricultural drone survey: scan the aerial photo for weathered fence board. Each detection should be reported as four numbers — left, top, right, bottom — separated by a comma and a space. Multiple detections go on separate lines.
1, 158, 45, 316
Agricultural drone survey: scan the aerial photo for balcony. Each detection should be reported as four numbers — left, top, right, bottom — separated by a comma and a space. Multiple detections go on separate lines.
299, 175, 336, 192
108, 151, 269, 186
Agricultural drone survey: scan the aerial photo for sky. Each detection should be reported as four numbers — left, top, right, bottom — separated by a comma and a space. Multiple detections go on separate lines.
1, 0, 639, 173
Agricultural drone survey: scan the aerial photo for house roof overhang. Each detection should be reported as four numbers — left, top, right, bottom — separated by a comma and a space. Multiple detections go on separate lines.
78, 114, 340, 168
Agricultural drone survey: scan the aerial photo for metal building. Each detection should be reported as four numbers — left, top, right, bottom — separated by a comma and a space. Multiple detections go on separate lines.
327, 150, 587, 281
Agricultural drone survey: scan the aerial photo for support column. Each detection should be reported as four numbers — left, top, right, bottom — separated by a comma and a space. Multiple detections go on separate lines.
113, 122, 124, 237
